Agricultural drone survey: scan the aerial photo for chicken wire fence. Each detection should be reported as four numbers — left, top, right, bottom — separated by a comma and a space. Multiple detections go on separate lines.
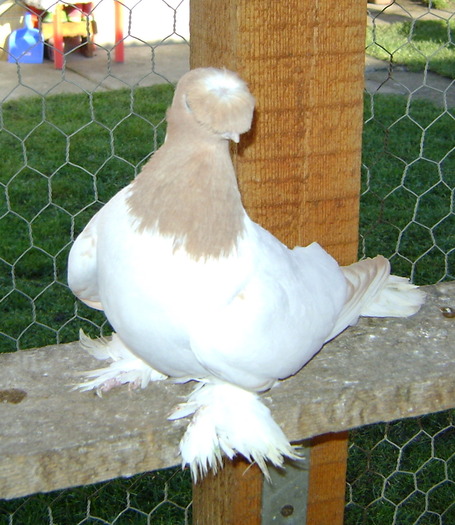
0, 0, 453, 523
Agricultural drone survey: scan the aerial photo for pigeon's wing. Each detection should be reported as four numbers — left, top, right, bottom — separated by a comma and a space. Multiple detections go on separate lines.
325, 255, 425, 342
68, 211, 103, 310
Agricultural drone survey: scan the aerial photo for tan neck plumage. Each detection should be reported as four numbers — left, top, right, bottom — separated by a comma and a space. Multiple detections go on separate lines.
127, 137, 246, 260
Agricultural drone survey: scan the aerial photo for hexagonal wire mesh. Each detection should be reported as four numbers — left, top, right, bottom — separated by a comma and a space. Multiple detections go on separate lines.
346, 411, 454, 525
1, 0, 193, 523
347, 1, 454, 524
0, 1, 453, 524
1, 468, 193, 525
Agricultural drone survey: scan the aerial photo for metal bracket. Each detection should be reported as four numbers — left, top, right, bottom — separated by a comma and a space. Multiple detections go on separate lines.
261, 444, 311, 524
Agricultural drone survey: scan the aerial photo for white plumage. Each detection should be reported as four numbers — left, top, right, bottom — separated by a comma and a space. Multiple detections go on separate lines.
68, 67, 424, 479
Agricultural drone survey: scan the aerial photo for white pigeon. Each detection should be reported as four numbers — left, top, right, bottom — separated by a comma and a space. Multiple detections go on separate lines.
68, 67, 425, 480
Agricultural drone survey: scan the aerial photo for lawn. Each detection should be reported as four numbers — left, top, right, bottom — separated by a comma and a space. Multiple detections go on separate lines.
366, 17, 455, 78
0, 83, 454, 523
0, 85, 174, 353
345, 410, 455, 525
0, 468, 192, 524
1, 86, 453, 353
360, 93, 455, 284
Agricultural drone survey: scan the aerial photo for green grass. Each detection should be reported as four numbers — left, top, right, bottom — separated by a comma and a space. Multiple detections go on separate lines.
1, 88, 454, 353
0, 84, 174, 353
0, 85, 454, 522
422, 0, 453, 9
345, 409, 455, 525
360, 93, 455, 284
0, 467, 192, 525
367, 18, 455, 78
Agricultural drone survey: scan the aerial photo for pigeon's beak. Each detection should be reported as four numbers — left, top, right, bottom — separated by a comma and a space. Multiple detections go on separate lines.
221, 131, 240, 143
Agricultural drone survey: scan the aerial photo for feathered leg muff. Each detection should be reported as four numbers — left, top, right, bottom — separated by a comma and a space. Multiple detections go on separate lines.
75, 330, 167, 394
168, 380, 300, 481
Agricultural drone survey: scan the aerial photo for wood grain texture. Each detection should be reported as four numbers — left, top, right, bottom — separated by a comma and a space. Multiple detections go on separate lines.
305, 432, 349, 525
193, 458, 262, 525
190, 0, 365, 264
1, 282, 453, 501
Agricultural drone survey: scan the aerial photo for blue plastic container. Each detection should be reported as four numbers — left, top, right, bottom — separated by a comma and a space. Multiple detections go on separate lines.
8, 12, 44, 64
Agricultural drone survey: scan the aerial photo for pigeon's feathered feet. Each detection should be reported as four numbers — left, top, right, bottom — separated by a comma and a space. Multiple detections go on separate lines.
76, 330, 167, 394
169, 381, 300, 481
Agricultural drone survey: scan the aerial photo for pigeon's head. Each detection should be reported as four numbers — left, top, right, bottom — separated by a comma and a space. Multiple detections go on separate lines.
167, 68, 255, 143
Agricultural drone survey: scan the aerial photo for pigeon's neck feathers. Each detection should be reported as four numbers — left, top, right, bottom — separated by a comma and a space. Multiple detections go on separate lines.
127, 132, 246, 260
127, 67, 255, 261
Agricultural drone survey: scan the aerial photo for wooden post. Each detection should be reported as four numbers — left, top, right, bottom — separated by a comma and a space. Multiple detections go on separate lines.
192, 458, 263, 525
305, 432, 349, 525
190, 0, 366, 523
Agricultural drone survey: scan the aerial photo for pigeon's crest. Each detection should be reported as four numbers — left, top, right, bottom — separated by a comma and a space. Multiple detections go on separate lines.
182, 68, 255, 140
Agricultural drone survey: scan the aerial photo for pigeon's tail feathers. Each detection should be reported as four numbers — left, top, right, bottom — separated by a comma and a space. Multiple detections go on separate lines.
327, 256, 425, 341
358, 273, 425, 318
169, 381, 300, 482
342, 256, 425, 318
75, 330, 167, 394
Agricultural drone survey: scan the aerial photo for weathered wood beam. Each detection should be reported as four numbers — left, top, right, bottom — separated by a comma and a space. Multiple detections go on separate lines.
0, 282, 454, 500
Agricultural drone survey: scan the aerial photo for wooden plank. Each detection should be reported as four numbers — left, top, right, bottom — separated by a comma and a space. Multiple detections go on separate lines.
0, 282, 454, 500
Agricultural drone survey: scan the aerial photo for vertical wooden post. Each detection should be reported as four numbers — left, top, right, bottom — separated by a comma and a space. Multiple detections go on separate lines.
192, 458, 263, 525
190, 0, 366, 523
305, 432, 350, 525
